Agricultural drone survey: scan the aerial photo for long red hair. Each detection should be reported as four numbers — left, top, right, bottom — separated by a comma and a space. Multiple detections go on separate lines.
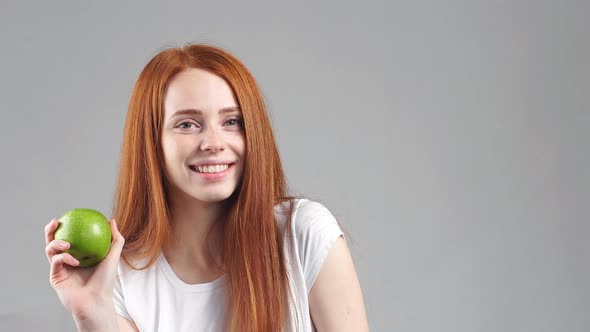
111, 44, 301, 331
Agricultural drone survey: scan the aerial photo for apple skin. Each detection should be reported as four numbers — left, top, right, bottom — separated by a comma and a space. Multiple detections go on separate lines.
54, 208, 112, 268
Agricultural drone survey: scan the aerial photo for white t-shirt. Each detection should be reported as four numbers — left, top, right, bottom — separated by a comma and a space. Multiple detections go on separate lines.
113, 198, 344, 332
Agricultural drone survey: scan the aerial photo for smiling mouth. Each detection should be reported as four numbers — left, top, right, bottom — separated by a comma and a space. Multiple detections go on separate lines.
189, 163, 235, 174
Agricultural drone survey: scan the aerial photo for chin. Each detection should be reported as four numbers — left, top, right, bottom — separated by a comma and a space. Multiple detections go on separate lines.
188, 188, 236, 203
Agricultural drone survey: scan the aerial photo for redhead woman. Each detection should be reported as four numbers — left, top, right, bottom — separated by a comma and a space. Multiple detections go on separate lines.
44, 44, 369, 332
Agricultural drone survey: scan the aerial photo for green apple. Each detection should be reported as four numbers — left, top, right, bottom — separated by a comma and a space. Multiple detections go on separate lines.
54, 208, 112, 268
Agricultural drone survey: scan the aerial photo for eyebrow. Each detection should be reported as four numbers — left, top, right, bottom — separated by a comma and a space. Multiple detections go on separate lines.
170, 107, 241, 117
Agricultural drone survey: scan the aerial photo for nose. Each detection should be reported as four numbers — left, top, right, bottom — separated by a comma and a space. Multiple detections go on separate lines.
199, 126, 224, 152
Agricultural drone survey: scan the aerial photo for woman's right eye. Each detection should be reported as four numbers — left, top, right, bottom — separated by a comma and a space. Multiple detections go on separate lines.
177, 121, 197, 129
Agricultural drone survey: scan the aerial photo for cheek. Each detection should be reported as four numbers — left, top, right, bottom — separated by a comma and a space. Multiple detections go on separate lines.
233, 135, 246, 157
161, 137, 186, 165
161, 138, 173, 160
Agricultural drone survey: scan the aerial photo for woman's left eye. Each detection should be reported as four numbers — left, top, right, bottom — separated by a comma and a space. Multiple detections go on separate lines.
226, 118, 242, 127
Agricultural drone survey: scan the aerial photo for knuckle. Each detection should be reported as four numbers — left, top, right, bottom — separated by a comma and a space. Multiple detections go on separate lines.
46, 242, 57, 252
44, 219, 56, 232
50, 254, 61, 265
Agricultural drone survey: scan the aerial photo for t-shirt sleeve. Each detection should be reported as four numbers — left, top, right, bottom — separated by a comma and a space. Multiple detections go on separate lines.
112, 269, 132, 320
292, 200, 345, 293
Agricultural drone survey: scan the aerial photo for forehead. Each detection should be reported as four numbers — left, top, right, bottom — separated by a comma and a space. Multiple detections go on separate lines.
164, 68, 238, 115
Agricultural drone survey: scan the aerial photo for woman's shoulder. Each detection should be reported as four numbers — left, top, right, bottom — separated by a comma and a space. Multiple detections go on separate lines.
274, 198, 341, 236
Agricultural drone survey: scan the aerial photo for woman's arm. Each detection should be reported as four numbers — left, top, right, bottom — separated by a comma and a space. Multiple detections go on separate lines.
309, 236, 370, 331
117, 315, 139, 332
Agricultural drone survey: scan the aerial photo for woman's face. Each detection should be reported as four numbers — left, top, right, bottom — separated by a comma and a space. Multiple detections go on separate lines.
161, 68, 245, 204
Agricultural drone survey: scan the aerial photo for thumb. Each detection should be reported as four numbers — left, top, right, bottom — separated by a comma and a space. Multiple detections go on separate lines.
104, 219, 125, 264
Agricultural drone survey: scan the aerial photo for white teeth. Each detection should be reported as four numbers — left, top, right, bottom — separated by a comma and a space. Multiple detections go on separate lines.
196, 164, 229, 173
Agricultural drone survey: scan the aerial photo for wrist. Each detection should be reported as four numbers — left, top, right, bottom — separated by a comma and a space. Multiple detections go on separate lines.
72, 298, 118, 332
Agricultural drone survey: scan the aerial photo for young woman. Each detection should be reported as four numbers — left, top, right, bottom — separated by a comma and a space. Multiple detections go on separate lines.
44, 44, 369, 332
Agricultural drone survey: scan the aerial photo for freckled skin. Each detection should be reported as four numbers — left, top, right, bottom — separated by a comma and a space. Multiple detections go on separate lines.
54, 208, 112, 267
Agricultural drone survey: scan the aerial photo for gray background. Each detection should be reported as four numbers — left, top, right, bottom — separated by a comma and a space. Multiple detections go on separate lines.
1, 1, 588, 331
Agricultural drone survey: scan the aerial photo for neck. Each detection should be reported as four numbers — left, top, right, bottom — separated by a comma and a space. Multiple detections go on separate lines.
163, 187, 229, 272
